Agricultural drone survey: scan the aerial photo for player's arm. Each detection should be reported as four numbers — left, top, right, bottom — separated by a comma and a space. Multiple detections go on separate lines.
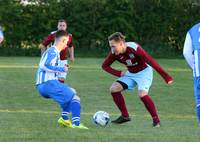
102, 52, 122, 77
68, 35, 74, 63
183, 32, 194, 70
69, 46, 74, 63
137, 46, 173, 84
39, 44, 47, 56
40, 34, 54, 55
40, 51, 66, 73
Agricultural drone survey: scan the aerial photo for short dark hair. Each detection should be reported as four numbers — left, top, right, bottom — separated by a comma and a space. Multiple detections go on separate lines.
55, 30, 68, 39
58, 19, 67, 24
108, 32, 125, 42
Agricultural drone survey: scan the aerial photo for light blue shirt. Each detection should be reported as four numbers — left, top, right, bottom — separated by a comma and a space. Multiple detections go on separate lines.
183, 23, 200, 77
36, 46, 65, 85
0, 26, 4, 39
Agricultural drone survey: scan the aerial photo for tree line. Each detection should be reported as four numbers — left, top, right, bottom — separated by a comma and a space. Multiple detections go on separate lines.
0, 0, 199, 57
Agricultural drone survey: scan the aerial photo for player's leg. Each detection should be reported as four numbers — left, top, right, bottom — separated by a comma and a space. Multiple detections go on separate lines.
36, 83, 51, 99
194, 77, 200, 123
44, 80, 74, 126
53, 81, 87, 129
138, 90, 160, 127
68, 95, 87, 129
67, 92, 88, 129
136, 66, 160, 127
69, 95, 81, 126
59, 87, 76, 121
36, 81, 72, 126
110, 76, 135, 124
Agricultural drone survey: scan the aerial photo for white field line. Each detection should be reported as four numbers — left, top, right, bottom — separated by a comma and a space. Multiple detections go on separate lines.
0, 65, 191, 72
0, 109, 195, 119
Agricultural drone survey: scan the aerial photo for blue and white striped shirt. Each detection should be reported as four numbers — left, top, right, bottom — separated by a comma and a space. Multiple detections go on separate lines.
183, 23, 200, 77
36, 46, 65, 85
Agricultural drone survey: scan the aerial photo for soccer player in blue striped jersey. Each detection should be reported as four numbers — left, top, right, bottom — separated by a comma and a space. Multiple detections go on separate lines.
183, 23, 200, 123
36, 30, 88, 129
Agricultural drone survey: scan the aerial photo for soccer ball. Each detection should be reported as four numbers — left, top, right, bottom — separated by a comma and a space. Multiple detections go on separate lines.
93, 111, 110, 126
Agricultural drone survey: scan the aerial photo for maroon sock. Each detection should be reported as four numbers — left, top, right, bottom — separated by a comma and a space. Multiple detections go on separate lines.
140, 95, 160, 123
111, 92, 129, 117
59, 80, 64, 83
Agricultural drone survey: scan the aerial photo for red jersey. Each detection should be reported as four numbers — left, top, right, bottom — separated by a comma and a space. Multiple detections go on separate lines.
42, 31, 73, 60
102, 42, 173, 83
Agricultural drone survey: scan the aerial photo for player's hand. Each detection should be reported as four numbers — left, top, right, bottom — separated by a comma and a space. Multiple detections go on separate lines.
70, 57, 74, 63
39, 44, 45, 49
64, 64, 69, 72
166, 76, 173, 85
120, 71, 126, 77
167, 80, 173, 85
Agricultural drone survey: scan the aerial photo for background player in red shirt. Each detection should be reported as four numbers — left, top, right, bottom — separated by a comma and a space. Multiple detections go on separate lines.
102, 32, 173, 127
40, 19, 74, 83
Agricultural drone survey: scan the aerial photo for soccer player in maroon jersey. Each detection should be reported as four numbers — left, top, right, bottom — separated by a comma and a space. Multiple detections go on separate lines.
40, 19, 74, 83
102, 32, 173, 127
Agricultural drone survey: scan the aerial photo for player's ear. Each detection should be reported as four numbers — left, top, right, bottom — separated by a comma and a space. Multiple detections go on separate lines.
57, 24, 59, 29
63, 38, 66, 43
119, 41, 123, 47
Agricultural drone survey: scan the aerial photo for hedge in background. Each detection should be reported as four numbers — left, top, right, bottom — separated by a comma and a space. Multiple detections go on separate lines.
0, 0, 199, 57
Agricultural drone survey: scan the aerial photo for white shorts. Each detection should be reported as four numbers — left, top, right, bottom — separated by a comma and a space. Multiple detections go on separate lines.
58, 60, 68, 79
117, 66, 153, 92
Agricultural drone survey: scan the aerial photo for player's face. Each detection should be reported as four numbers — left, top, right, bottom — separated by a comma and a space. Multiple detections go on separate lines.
109, 40, 126, 55
57, 22, 67, 31
61, 36, 69, 48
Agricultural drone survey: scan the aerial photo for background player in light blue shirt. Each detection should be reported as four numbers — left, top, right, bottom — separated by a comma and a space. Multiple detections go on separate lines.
183, 23, 200, 123
0, 25, 4, 44
36, 30, 88, 129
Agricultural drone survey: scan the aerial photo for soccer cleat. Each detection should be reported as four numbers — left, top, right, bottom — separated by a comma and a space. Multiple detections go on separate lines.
70, 123, 89, 129
152, 122, 161, 127
58, 117, 72, 127
111, 116, 131, 124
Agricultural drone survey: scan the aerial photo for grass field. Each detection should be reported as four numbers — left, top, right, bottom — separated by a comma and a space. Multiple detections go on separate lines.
0, 57, 199, 142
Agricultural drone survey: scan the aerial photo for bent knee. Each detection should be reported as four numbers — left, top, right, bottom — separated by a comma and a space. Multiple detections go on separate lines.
110, 82, 123, 93
72, 95, 80, 101
138, 90, 148, 98
70, 87, 77, 94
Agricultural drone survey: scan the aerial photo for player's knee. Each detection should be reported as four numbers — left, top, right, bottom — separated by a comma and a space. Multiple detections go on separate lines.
110, 83, 122, 93
70, 87, 77, 94
72, 95, 80, 101
138, 90, 148, 98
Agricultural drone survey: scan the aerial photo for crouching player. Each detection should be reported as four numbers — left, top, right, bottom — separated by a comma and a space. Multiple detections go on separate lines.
36, 30, 88, 129
102, 32, 173, 127
40, 19, 74, 83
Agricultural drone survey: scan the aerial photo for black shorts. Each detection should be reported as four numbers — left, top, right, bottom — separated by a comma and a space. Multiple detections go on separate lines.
116, 80, 128, 90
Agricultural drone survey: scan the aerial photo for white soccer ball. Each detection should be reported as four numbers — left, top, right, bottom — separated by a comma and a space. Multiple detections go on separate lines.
93, 111, 110, 126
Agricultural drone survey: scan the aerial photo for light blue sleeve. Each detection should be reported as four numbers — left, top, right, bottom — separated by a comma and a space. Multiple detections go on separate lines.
0, 30, 4, 38
183, 32, 194, 69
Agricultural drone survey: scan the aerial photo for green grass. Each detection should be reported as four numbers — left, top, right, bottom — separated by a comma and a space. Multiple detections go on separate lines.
0, 57, 199, 142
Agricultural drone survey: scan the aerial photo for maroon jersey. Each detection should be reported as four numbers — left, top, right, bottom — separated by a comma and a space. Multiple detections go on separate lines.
42, 31, 73, 60
102, 42, 173, 83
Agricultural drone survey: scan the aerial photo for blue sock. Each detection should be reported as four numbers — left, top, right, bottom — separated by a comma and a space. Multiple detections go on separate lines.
61, 103, 70, 120
196, 104, 200, 123
195, 92, 200, 123
70, 99, 81, 126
